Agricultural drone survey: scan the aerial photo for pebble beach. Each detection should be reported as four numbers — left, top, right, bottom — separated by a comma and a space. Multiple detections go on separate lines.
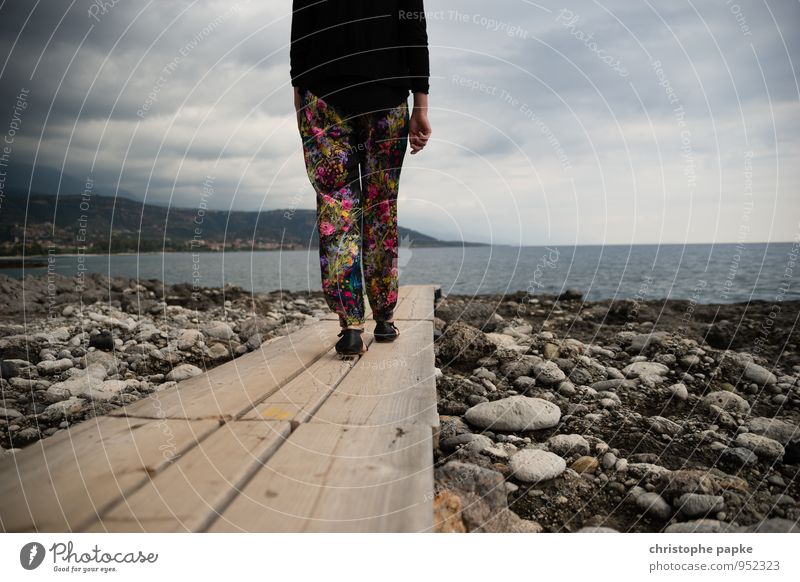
1, 273, 798, 534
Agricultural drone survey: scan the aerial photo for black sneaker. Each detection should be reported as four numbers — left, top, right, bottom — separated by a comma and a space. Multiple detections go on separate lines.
335, 328, 367, 355
374, 320, 400, 343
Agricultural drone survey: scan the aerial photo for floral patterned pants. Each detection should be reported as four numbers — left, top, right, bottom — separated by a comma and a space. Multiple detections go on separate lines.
296, 88, 410, 328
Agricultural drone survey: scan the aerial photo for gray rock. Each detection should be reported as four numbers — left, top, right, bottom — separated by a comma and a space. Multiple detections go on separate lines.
747, 417, 799, 445
81, 350, 120, 375
658, 469, 720, 501
602, 452, 618, 469
245, 334, 263, 350
463, 395, 561, 431
435, 322, 497, 365
177, 329, 203, 350
508, 449, 566, 483
622, 361, 670, 383
485, 333, 519, 349
238, 317, 280, 338
46, 364, 108, 399
440, 433, 491, 453
557, 381, 576, 397
767, 474, 787, 488
546, 434, 590, 457
742, 361, 777, 385
680, 355, 701, 367
576, 526, 620, 533
472, 367, 497, 382
646, 416, 682, 436
165, 363, 203, 382
628, 331, 671, 353
205, 343, 230, 360
0, 359, 20, 379
627, 463, 671, 480
591, 379, 637, 391
202, 321, 235, 341
499, 355, 541, 380
719, 447, 759, 469
635, 492, 672, 520
675, 493, 725, 518
533, 361, 566, 386
0, 407, 23, 419
483, 442, 518, 460
433, 461, 513, 532
513, 376, 536, 391
88, 379, 137, 400
667, 383, 689, 401
734, 432, 784, 459
701, 390, 749, 413
463, 434, 494, 454
36, 358, 74, 375
13, 427, 40, 442
43, 397, 85, 419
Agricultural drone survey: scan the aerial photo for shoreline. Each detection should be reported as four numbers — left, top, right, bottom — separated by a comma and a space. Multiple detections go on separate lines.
1, 273, 798, 533
0, 268, 790, 306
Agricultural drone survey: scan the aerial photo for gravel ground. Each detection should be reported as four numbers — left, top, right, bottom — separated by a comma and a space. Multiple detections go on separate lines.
430, 290, 800, 533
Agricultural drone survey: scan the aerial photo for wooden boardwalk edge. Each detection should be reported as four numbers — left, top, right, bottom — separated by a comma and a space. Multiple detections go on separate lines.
0, 285, 441, 533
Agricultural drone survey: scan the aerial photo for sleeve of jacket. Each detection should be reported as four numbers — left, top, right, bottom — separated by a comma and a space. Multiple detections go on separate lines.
290, 0, 314, 87
399, 0, 430, 94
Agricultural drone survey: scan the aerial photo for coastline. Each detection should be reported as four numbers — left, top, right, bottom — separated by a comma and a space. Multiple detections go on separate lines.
1, 273, 798, 533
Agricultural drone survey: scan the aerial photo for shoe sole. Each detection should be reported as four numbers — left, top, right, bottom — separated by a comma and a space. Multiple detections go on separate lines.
335, 344, 368, 356
373, 325, 400, 343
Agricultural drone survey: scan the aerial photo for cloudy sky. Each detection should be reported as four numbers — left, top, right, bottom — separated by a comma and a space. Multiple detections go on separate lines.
0, 0, 797, 245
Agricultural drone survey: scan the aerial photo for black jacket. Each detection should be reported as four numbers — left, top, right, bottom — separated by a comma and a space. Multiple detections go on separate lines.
290, 0, 430, 96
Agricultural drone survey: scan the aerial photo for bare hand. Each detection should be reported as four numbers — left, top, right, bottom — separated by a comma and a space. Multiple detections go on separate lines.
409, 111, 431, 155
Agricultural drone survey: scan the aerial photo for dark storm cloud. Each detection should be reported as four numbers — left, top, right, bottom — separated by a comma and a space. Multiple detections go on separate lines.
0, 0, 797, 244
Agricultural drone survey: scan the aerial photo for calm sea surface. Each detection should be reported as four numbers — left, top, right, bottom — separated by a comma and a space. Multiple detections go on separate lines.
2, 243, 797, 304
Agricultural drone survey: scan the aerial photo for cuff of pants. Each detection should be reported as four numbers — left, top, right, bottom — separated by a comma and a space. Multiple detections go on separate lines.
340, 315, 366, 328
372, 309, 394, 322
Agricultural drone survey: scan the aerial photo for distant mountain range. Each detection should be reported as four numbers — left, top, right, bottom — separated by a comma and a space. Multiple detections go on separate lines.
0, 187, 486, 255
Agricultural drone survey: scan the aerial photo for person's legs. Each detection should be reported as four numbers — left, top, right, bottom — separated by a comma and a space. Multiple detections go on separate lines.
297, 88, 366, 330
359, 99, 410, 324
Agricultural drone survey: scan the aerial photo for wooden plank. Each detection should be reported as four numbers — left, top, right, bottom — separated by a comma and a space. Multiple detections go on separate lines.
392, 285, 435, 321
240, 336, 374, 423
0, 416, 218, 532
206, 423, 434, 532
1, 285, 439, 533
109, 319, 342, 420
307, 321, 438, 429
82, 421, 291, 532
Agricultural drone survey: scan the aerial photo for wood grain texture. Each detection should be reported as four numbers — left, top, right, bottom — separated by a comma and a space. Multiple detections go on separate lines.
206, 423, 435, 532
0, 416, 218, 532
392, 285, 436, 321
82, 421, 290, 532
239, 336, 374, 423
307, 320, 439, 429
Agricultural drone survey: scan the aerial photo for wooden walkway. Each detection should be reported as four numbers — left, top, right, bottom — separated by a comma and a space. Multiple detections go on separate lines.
0, 285, 440, 532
